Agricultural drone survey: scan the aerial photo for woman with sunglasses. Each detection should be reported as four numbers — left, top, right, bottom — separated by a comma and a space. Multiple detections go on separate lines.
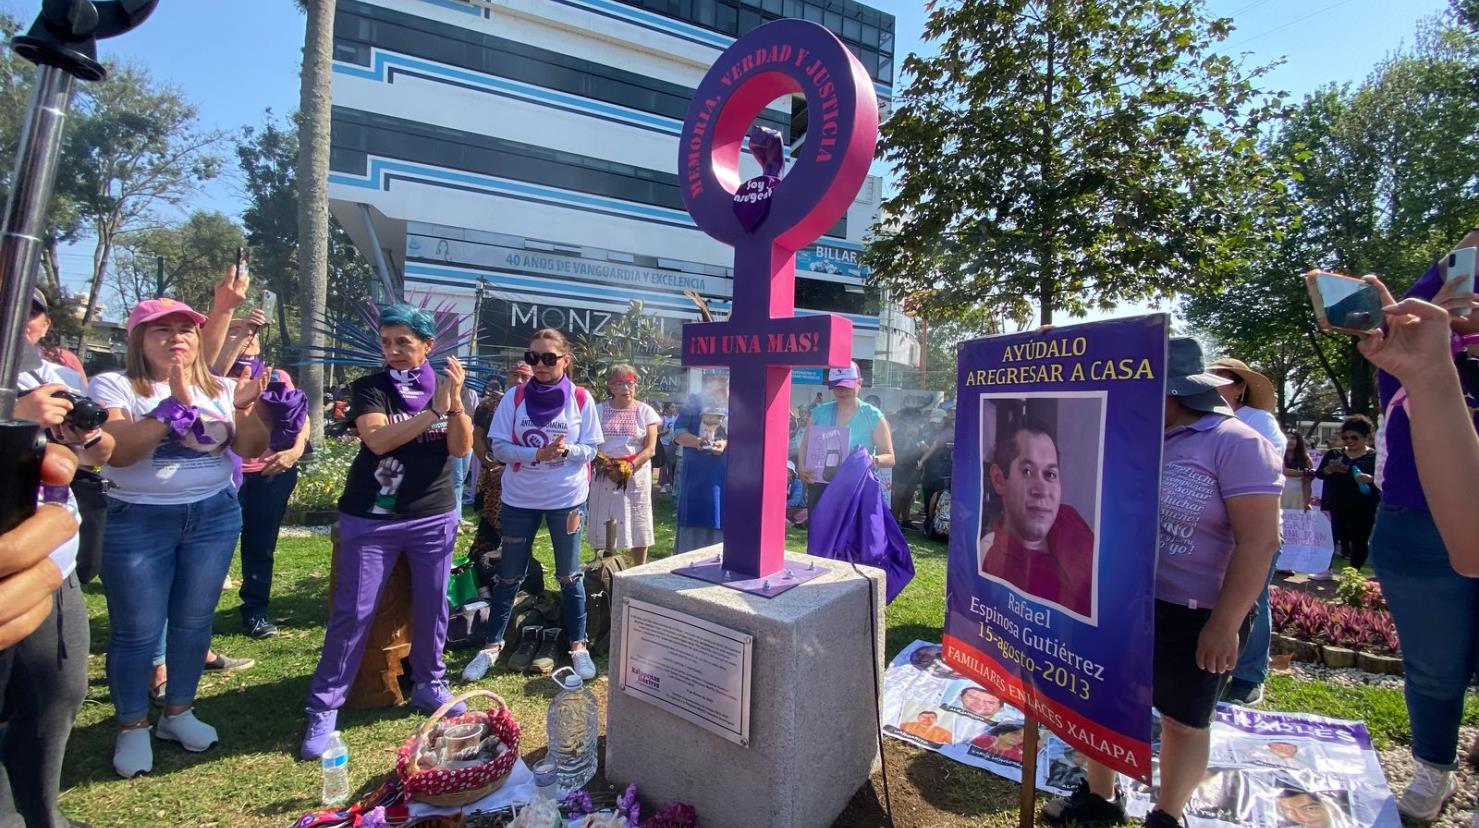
587, 363, 661, 564
463, 328, 603, 682
299, 304, 471, 760
1314, 415, 1379, 570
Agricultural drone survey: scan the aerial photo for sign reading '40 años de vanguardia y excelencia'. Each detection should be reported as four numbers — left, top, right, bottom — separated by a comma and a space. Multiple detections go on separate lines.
945, 315, 1168, 782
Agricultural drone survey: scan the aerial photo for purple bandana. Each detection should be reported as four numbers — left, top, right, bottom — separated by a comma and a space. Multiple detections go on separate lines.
387, 362, 435, 415
523, 375, 571, 427
233, 355, 265, 379
258, 381, 308, 451
147, 398, 199, 438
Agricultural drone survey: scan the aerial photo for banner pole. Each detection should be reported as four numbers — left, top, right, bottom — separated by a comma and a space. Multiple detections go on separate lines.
1018, 715, 1039, 828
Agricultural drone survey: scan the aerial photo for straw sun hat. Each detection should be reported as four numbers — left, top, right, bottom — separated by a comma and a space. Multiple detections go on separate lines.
1208, 357, 1277, 413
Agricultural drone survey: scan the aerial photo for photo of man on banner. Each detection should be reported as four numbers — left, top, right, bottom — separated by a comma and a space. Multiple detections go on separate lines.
977, 395, 1103, 622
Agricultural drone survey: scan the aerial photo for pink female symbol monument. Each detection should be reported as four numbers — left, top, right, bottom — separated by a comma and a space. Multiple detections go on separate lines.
675, 18, 879, 587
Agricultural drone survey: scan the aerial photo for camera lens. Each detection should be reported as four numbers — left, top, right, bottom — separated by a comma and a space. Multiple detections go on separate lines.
1345, 311, 1372, 329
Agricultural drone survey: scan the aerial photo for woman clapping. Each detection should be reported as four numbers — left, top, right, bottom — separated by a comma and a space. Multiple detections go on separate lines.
300, 305, 472, 760
92, 298, 270, 778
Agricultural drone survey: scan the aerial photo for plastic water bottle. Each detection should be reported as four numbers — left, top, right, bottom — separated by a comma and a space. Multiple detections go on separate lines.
546, 667, 598, 795
320, 731, 350, 806
1351, 464, 1372, 495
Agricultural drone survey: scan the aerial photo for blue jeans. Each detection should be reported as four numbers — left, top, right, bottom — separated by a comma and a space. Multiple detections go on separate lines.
101, 487, 242, 723
451, 454, 472, 512
485, 504, 586, 647
238, 467, 300, 622
1230, 558, 1280, 691
1371, 504, 1479, 768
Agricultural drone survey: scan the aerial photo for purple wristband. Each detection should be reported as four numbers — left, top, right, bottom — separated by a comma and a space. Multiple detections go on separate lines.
147, 398, 199, 438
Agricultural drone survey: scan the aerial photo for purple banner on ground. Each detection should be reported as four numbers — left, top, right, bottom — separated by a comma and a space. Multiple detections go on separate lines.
943, 315, 1168, 781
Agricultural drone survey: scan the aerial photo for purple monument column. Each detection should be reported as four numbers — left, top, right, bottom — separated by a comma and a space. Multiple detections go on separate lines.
675, 19, 879, 585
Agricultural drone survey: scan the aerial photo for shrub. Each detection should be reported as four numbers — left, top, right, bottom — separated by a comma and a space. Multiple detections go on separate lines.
287, 439, 359, 514
1365, 613, 1401, 656
1334, 568, 1387, 611
1324, 606, 1366, 650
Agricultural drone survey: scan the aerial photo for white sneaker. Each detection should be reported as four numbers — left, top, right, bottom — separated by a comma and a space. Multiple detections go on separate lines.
114, 726, 153, 778
462, 646, 500, 682
155, 708, 219, 752
1398, 761, 1458, 820
571, 648, 597, 681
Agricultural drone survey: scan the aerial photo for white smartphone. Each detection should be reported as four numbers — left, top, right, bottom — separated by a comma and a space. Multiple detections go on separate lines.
1447, 247, 1475, 317
260, 289, 278, 325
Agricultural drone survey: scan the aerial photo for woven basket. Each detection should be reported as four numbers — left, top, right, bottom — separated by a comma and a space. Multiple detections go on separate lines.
395, 689, 521, 806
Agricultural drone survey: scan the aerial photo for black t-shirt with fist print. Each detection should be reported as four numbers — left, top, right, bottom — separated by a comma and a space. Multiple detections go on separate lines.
337, 371, 456, 519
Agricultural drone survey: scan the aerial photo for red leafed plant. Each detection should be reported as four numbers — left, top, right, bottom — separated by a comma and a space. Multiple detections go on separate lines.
1365, 613, 1402, 656
1291, 599, 1330, 643
1324, 606, 1367, 649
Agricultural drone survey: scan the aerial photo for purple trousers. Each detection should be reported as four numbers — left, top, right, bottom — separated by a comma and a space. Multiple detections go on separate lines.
306, 510, 458, 711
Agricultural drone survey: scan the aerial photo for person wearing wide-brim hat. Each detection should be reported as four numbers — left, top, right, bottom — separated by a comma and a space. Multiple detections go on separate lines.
1207, 357, 1297, 708
1042, 337, 1283, 828
1208, 357, 1286, 456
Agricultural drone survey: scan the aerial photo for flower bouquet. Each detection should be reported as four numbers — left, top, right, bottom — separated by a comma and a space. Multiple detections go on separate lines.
594, 453, 636, 489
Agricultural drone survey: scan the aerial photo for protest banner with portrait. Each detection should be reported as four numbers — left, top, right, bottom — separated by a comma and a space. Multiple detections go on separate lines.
944, 315, 1168, 780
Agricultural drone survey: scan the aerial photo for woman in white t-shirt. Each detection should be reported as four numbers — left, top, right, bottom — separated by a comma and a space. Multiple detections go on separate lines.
461, 328, 603, 683
90, 298, 269, 779
587, 363, 661, 563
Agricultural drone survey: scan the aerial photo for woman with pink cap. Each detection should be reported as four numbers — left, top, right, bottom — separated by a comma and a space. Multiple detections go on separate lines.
89, 295, 270, 778
797, 360, 896, 511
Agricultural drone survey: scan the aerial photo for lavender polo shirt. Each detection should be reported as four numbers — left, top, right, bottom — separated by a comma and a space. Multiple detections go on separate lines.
1157, 413, 1284, 608
1376, 263, 1479, 510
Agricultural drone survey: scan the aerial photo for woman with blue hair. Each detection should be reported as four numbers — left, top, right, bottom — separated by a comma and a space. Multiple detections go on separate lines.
299, 304, 472, 760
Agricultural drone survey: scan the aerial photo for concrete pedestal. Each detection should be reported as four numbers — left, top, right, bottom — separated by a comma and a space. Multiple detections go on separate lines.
605, 547, 884, 828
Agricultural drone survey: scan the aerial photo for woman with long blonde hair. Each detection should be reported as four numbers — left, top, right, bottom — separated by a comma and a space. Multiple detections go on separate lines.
90, 297, 269, 778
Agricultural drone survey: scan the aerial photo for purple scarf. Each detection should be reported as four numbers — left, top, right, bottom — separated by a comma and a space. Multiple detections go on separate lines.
523, 375, 571, 427
387, 362, 436, 415
233, 355, 265, 379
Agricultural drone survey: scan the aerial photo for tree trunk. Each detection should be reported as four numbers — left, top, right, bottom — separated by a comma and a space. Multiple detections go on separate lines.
296, 0, 336, 443
76, 234, 114, 355
1347, 340, 1376, 416
1036, 2, 1057, 327
1305, 328, 1349, 413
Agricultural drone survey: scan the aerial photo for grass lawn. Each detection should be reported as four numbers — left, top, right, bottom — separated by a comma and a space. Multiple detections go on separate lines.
56, 499, 1466, 827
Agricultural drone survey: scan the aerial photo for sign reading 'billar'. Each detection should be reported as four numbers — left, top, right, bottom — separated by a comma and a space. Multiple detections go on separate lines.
675, 19, 878, 587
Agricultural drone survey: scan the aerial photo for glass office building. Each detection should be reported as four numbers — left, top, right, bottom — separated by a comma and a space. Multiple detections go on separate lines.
328, 0, 917, 398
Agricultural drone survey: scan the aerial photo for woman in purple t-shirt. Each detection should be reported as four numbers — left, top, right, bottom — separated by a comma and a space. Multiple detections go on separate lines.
1043, 338, 1282, 828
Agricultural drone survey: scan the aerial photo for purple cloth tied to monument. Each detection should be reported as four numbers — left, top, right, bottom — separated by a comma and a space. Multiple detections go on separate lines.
806, 446, 915, 603
257, 381, 308, 452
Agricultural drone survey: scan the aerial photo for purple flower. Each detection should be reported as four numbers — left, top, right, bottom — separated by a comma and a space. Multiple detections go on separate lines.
563, 788, 594, 818
618, 783, 641, 825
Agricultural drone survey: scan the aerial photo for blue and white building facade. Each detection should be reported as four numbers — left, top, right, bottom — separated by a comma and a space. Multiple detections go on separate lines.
328, 0, 917, 398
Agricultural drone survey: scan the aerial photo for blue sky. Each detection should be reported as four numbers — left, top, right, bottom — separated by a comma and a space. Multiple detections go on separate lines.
8, 0, 1452, 300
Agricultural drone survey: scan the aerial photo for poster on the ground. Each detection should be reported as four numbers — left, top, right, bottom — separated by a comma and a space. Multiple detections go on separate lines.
883, 641, 1401, 828
943, 315, 1167, 781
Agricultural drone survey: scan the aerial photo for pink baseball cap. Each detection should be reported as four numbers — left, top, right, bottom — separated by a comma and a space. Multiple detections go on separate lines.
126, 298, 207, 333
827, 361, 862, 389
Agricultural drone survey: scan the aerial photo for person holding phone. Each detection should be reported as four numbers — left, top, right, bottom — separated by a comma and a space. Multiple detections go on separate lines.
299, 304, 472, 760
463, 328, 602, 682
217, 309, 308, 639
1314, 415, 1379, 570
1358, 240, 1479, 822
672, 370, 730, 554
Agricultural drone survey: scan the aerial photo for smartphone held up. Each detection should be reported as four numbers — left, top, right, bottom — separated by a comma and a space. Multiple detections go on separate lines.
1446, 247, 1475, 318
1305, 270, 1385, 336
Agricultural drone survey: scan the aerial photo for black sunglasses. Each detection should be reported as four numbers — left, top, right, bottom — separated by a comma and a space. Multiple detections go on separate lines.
524, 350, 563, 367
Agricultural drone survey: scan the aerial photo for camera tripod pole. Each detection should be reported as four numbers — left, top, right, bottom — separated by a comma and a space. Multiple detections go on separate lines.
0, 0, 157, 532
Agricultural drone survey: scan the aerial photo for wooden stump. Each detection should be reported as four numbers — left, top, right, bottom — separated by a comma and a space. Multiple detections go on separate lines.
328, 523, 414, 709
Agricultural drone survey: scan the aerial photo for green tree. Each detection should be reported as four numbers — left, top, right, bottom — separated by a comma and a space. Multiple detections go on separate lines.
1184, 10, 1479, 415
867, 0, 1285, 326
237, 112, 377, 369
568, 301, 677, 390
110, 210, 245, 310
58, 64, 223, 353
